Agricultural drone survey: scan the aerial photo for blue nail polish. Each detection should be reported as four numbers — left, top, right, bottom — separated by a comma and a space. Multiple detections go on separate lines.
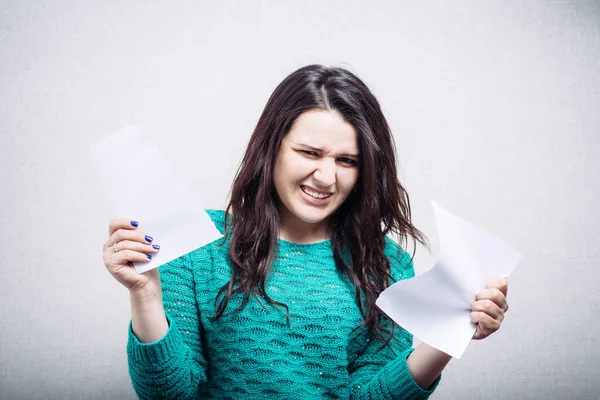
130, 221, 139, 227
147, 254, 152, 259
152, 244, 160, 250
145, 235, 153, 243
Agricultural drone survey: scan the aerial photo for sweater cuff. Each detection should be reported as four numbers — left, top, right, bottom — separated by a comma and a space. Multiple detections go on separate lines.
385, 348, 442, 399
127, 315, 183, 365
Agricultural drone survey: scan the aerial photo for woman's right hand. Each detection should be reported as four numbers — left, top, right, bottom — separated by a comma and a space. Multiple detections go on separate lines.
102, 219, 162, 294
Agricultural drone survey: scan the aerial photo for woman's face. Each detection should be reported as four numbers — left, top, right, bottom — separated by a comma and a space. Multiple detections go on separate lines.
273, 109, 360, 232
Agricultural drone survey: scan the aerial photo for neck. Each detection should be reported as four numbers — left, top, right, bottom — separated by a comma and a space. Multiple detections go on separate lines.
278, 209, 330, 244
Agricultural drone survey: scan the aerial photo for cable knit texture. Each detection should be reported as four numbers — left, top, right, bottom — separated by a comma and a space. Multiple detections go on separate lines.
127, 210, 441, 399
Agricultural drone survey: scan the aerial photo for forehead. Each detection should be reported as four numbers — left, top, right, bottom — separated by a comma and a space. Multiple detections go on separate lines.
285, 109, 359, 152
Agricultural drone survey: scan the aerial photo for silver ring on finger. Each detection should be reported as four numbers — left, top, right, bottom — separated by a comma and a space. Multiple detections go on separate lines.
112, 242, 120, 254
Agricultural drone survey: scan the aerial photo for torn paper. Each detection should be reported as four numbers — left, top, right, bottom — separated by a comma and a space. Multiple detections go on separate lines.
376, 200, 521, 359
90, 125, 222, 273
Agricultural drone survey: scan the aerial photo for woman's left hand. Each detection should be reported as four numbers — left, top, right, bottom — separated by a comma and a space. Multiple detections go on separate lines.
471, 278, 509, 340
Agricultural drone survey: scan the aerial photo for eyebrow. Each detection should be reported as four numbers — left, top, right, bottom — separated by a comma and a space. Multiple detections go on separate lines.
295, 143, 360, 158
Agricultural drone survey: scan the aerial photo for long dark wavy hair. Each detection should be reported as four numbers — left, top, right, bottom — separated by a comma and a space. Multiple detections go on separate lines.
214, 64, 428, 344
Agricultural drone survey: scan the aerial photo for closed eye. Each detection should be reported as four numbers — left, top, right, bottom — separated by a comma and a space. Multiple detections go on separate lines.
300, 150, 318, 156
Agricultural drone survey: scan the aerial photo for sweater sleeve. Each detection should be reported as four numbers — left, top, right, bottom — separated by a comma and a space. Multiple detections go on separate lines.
126, 251, 208, 399
347, 237, 441, 399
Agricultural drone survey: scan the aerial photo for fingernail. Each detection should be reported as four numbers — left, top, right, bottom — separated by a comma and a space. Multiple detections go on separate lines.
130, 221, 139, 227
145, 235, 153, 243
152, 244, 160, 250
147, 254, 152, 259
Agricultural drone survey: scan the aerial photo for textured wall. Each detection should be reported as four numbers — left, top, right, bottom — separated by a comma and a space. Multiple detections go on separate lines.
1, 1, 598, 399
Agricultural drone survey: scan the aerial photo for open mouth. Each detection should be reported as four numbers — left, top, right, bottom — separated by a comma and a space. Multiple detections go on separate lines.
300, 185, 333, 200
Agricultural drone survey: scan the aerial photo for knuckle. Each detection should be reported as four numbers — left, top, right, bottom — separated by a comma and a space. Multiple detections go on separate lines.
493, 319, 501, 330
111, 228, 124, 240
492, 288, 503, 301
121, 249, 136, 260
108, 220, 121, 236
119, 228, 132, 237
128, 249, 146, 261
492, 291, 505, 308
481, 313, 490, 323
117, 229, 137, 242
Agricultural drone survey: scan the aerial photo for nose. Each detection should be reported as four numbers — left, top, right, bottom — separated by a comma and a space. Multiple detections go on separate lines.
313, 159, 336, 187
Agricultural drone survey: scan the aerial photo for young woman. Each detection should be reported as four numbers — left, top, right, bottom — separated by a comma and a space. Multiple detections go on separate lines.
102, 65, 509, 399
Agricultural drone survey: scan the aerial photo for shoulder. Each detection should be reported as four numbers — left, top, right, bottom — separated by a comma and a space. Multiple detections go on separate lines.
185, 209, 230, 267
384, 236, 416, 282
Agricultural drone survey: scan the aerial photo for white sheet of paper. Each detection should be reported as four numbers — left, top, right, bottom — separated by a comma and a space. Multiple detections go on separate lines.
376, 200, 521, 359
90, 125, 223, 273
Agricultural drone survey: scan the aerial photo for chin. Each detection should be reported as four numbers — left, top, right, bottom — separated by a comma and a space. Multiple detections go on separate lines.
293, 204, 336, 225
297, 215, 328, 225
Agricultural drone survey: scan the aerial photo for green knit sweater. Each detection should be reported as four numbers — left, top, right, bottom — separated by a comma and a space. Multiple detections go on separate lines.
127, 210, 441, 399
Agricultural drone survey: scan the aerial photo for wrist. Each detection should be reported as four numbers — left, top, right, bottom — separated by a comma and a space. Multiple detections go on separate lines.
407, 343, 452, 389
130, 284, 162, 304
129, 284, 168, 343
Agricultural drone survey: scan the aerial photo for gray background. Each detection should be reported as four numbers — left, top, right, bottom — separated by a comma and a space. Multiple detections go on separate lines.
1, 1, 599, 399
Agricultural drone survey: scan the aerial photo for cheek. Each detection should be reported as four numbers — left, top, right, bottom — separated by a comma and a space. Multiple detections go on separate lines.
273, 157, 289, 197
274, 154, 307, 191
285, 156, 314, 181
337, 169, 359, 195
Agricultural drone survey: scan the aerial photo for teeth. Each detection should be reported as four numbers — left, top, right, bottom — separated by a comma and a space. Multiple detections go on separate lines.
302, 186, 331, 199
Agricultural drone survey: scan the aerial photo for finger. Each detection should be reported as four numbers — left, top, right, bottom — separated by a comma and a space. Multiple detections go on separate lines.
486, 277, 508, 297
471, 299, 504, 321
471, 311, 501, 335
104, 249, 153, 273
108, 240, 161, 256
108, 218, 140, 237
472, 328, 484, 340
104, 229, 154, 251
476, 288, 509, 312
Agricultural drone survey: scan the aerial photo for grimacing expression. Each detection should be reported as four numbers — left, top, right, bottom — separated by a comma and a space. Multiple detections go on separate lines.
273, 109, 360, 228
